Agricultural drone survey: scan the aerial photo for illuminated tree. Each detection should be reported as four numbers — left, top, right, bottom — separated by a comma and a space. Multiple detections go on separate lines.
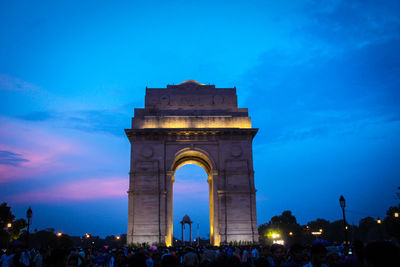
385, 204, 400, 242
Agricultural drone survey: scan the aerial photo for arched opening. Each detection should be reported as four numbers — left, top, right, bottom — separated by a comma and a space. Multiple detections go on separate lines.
173, 164, 209, 244
166, 148, 218, 246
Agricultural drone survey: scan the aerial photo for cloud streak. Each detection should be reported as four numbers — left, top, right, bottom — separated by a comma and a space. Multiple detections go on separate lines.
0, 73, 41, 92
0, 116, 82, 183
9, 177, 127, 203
0, 150, 29, 166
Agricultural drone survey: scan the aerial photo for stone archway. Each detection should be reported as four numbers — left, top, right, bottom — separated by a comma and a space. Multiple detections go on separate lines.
169, 148, 216, 246
125, 80, 258, 246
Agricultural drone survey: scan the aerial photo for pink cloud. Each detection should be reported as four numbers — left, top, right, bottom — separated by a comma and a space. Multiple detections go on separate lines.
9, 177, 127, 203
0, 116, 84, 183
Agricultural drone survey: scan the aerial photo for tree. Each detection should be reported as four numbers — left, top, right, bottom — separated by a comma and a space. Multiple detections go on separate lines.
0, 202, 26, 248
259, 210, 303, 245
304, 218, 330, 243
0, 202, 15, 228
354, 217, 387, 242
307, 218, 330, 231
384, 204, 400, 242
9, 218, 26, 241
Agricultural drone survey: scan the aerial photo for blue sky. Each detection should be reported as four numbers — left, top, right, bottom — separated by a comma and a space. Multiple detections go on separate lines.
0, 0, 399, 238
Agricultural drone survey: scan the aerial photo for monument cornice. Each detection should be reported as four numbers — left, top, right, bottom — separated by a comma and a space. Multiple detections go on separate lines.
125, 128, 258, 138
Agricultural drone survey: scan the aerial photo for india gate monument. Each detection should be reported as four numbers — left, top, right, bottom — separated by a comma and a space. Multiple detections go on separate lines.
125, 80, 258, 246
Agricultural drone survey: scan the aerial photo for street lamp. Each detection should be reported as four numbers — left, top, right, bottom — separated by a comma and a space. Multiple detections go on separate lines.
26, 207, 33, 247
7, 223, 12, 228
57, 232, 62, 237
377, 218, 382, 224
394, 212, 399, 218
339, 195, 348, 245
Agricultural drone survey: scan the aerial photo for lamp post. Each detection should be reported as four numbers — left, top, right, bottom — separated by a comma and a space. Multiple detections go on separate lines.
26, 207, 33, 247
339, 196, 348, 245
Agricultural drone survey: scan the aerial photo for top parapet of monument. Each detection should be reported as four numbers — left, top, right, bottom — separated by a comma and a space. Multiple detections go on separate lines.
164, 79, 216, 89
144, 80, 238, 110
178, 80, 205, 86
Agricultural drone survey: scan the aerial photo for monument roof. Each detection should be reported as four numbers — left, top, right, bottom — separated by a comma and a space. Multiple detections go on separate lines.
181, 214, 192, 223
177, 80, 205, 86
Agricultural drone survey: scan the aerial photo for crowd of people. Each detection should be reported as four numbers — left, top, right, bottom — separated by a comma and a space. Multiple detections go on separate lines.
1, 241, 399, 267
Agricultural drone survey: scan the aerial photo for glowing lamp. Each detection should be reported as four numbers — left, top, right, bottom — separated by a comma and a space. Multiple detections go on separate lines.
319, 229, 323, 232
85, 233, 91, 239
273, 240, 284, 245
7, 223, 12, 228
271, 233, 280, 239
377, 218, 382, 224
394, 212, 399, 218
289, 232, 293, 236
116, 236, 120, 240
345, 225, 349, 230
57, 232, 62, 237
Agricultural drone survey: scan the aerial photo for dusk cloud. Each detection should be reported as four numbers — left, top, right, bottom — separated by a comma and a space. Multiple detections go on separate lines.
17, 111, 56, 121
0, 150, 29, 166
9, 177, 127, 203
1, 0, 399, 238
0, 73, 40, 92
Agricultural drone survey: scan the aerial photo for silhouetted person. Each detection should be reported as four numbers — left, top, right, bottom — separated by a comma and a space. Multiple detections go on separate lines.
303, 244, 328, 267
128, 248, 146, 267
182, 248, 199, 267
287, 244, 306, 267
268, 244, 286, 267
363, 241, 399, 267
161, 254, 180, 267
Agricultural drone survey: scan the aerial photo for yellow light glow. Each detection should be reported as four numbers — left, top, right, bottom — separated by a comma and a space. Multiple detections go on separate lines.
138, 117, 252, 129
85, 233, 91, 239
289, 232, 293, 236
7, 223, 12, 228
377, 219, 382, 224
319, 229, 323, 232
57, 232, 62, 237
394, 212, 399, 218
345, 225, 349, 229
311, 232, 322, 235
272, 233, 280, 239
273, 240, 285, 245
116, 236, 120, 240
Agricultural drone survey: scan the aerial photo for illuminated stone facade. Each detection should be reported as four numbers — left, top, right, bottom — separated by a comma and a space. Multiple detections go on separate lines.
125, 80, 258, 245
